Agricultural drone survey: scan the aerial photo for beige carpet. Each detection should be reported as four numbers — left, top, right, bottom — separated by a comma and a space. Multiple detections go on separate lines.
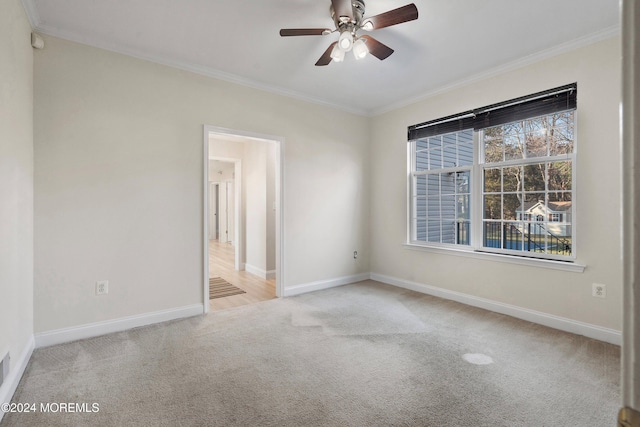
209, 277, 245, 300
2, 280, 620, 426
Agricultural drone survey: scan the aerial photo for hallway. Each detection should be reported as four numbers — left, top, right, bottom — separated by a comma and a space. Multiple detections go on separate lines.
209, 239, 276, 311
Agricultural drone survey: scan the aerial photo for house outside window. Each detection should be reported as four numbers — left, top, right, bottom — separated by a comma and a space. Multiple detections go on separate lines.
408, 84, 576, 261
411, 130, 473, 245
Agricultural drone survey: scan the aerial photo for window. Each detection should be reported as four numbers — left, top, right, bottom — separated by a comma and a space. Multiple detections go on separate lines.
549, 214, 562, 222
411, 130, 473, 245
481, 111, 574, 258
408, 84, 576, 261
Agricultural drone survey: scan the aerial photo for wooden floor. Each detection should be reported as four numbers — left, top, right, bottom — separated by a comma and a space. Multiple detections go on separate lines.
209, 239, 276, 311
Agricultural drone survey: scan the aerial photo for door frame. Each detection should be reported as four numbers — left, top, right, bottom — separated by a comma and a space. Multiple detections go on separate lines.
202, 125, 285, 313
208, 182, 218, 240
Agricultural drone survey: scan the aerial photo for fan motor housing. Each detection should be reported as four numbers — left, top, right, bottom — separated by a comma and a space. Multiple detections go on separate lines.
331, 0, 366, 28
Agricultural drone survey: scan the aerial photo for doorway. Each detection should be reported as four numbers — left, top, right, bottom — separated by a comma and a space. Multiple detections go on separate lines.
209, 161, 236, 246
203, 125, 284, 313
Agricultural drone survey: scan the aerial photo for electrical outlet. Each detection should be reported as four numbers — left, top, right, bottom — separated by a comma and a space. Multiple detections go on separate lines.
353, 250, 358, 259
96, 280, 109, 295
592, 283, 606, 298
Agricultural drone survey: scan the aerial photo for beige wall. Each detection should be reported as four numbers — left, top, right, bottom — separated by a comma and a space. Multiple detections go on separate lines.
244, 140, 276, 275
370, 37, 622, 330
0, 0, 34, 397
31, 30, 621, 334
34, 36, 371, 332
266, 143, 276, 272
244, 140, 267, 272
208, 160, 235, 182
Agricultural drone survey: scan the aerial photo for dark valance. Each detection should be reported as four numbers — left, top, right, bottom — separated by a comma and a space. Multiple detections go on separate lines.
408, 83, 577, 141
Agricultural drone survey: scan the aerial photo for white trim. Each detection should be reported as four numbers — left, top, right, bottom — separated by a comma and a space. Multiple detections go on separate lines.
572, 112, 580, 261
244, 264, 261, 277
245, 263, 269, 280
371, 272, 620, 345
202, 128, 210, 313
244, 264, 276, 280
407, 112, 579, 269
276, 139, 285, 297
19, 0, 39, 28
0, 336, 34, 422
284, 273, 371, 297
34, 304, 203, 348
28, 17, 618, 118
372, 26, 621, 116
33, 24, 367, 117
30, 19, 618, 117
402, 243, 585, 273
406, 142, 412, 243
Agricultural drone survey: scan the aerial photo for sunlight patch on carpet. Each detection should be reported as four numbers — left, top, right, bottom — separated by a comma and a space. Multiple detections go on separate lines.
290, 291, 430, 336
462, 353, 494, 365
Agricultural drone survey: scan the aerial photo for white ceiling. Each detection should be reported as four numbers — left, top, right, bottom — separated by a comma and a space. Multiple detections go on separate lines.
23, 0, 620, 115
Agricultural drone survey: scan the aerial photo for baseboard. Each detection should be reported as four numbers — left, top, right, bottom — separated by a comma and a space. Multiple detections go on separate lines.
244, 263, 262, 278
0, 335, 34, 422
371, 273, 622, 346
34, 304, 204, 348
245, 263, 276, 280
284, 273, 371, 297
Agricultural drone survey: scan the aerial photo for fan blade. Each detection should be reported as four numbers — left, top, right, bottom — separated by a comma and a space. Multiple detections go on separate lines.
363, 3, 418, 30
315, 42, 338, 66
331, 0, 353, 22
361, 36, 394, 60
280, 28, 331, 37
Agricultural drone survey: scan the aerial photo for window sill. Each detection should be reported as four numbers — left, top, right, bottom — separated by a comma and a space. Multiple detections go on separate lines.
402, 243, 585, 273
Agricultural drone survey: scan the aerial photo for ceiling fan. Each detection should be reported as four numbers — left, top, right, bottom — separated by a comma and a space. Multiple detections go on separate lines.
279, 0, 418, 66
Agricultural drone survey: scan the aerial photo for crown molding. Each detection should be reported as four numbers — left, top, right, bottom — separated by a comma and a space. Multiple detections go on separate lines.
28, 11, 619, 119
32, 23, 369, 117
371, 24, 622, 116
19, 0, 40, 28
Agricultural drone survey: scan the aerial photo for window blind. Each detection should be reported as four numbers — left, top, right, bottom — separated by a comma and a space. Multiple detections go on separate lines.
472, 83, 577, 130
408, 83, 577, 141
407, 112, 474, 140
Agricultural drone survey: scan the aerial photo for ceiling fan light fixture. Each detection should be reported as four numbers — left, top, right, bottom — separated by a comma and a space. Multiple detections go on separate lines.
362, 20, 374, 31
280, 1, 419, 66
330, 44, 345, 62
353, 38, 368, 60
338, 31, 353, 51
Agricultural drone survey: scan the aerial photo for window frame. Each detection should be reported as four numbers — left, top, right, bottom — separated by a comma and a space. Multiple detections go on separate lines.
408, 130, 474, 248
474, 119, 576, 262
407, 86, 578, 264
